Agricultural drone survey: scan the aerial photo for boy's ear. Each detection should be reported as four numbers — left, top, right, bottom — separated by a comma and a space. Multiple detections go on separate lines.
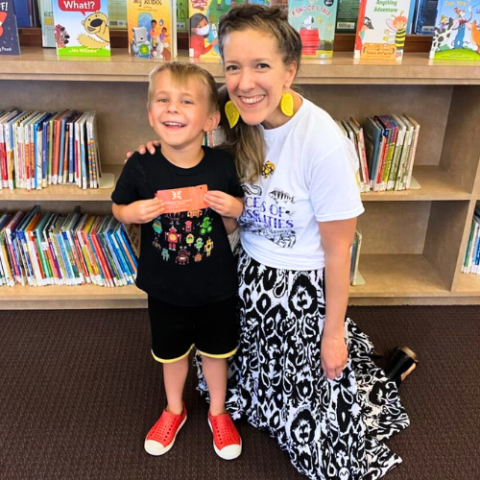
205, 110, 221, 132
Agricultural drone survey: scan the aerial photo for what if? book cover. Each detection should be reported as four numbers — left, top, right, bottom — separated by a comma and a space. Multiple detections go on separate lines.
354, 0, 413, 60
0, 0, 21, 55
288, 0, 339, 58
429, 0, 480, 61
52, 0, 111, 57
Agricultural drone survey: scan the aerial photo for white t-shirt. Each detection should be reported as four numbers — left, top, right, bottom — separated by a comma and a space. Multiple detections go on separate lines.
239, 98, 364, 270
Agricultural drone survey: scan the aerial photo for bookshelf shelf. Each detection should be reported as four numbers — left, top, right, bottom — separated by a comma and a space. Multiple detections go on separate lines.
2, 52, 480, 307
0, 166, 122, 201
361, 166, 472, 202
456, 273, 480, 294
2, 48, 480, 85
349, 254, 449, 297
0, 284, 146, 310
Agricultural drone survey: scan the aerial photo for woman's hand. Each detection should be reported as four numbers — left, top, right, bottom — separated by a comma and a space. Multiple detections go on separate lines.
204, 191, 243, 218
124, 140, 160, 163
321, 334, 348, 380
113, 198, 164, 224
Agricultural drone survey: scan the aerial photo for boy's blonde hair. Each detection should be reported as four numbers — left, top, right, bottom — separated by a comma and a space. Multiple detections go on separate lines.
148, 62, 219, 114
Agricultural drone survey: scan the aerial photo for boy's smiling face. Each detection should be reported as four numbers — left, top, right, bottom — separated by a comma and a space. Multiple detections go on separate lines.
148, 70, 219, 155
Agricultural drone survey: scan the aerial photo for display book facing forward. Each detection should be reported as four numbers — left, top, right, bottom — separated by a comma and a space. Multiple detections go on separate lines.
0, 206, 141, 288
429, 0, 480, 60
0, 109, 102, 191
127, 0, 176, 60
0, 0, 21, 55
188, 0, 270, 60
287, 0, 339, 58
354, 0, 413, 60
51, 0, 111, 56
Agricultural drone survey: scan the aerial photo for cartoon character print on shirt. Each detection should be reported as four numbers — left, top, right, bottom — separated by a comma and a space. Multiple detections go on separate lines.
239, 181, 297, 249
152, 208, 214, 264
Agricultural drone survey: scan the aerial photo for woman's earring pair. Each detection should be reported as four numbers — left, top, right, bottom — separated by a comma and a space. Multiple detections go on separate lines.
224, 93, 294, 128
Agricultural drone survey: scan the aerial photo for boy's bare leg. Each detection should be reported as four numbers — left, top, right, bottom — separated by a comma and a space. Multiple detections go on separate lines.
163, 355, 189, 415
201, 355, 228, 416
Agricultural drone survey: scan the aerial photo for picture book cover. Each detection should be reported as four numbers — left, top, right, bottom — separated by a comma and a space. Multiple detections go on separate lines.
0, 0, 21, 55
52, 0, 111, 56
188, 0, 270, 60
354, 0, 413, 60
127, 0, 176, 60
288, 0, 339, 58
429, 0, 480, 60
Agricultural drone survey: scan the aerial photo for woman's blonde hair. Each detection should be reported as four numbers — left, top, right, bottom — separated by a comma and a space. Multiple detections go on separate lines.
147, 62, 219, 114
217, 5, 302, 183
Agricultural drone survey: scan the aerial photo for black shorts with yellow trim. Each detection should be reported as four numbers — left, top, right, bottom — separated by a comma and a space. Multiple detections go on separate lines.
147, 295, 238, 363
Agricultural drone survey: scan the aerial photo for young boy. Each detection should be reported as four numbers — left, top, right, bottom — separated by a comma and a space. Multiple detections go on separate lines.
111, 63, 244, 460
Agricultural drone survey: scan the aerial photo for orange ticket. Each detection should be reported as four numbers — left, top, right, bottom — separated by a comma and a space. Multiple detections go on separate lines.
155, 184, 209, 214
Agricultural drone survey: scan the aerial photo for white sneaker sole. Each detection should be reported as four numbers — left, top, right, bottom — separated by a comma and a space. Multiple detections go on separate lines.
144, 414, 187, 456
208, 418, 242, 460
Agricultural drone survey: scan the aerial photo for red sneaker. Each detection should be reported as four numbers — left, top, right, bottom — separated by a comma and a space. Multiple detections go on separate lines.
208, 411, 242, 460
144, 405, 187, 456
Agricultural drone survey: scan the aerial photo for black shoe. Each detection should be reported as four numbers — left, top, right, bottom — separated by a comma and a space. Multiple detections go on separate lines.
384, 346, 418, 385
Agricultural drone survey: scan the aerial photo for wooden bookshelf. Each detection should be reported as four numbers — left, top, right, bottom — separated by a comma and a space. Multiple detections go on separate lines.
2, 48, 480, 308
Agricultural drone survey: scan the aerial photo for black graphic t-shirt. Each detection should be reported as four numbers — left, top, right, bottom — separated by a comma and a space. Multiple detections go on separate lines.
111, 146, 244, 306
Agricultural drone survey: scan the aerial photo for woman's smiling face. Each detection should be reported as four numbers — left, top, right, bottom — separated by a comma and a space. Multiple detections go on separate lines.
222, 28, 297, 129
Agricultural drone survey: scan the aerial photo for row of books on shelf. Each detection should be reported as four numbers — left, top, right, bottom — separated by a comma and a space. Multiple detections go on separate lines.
203, 113, 421, 195
0, 108, 102, 191
462, 207, 480, 274
3, 0, 480, 61
0, 205, 364, 289
337, 114, 421, 193
0, 206, 140, 287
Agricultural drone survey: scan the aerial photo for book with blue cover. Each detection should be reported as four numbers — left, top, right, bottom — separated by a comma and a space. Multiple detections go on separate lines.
0, 0, 21, 55
413, 0, 438, 34
429, 0, 480, 60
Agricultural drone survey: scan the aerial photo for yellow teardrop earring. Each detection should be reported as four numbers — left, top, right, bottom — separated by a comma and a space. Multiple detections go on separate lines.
225, 100, 240, 128
280, 92, 294, 117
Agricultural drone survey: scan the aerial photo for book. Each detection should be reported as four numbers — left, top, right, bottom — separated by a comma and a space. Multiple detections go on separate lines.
127, 0, 176, 60
108, 0, 127, 29
429, 0, 480, 61
350, 227, 363, 285
176, 0, 188, 32
336, 0, 360, 33
0, 0, 21, 55
38, 0, 56, 47
362, 116, 383, 190
354, 0, 413, 60
405, 0, 416, 33
413, 0, 438, 34
288, 0, 339, 59
13, 0, 32, 27
52, 0, 111, 57
188, 0, 268, 60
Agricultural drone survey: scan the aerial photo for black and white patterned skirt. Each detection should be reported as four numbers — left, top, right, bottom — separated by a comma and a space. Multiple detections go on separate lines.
196, 249, 409, 480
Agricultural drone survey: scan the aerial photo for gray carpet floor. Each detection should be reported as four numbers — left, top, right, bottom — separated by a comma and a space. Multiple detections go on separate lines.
0, 305, 478, 480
